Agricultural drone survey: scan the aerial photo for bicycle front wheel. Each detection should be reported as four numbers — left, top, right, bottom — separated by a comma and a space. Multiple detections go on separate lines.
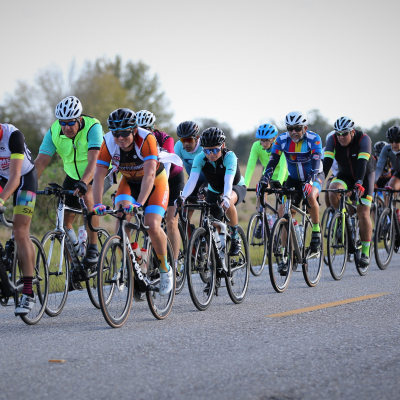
302, 221, 323, 287
374, 208, 395, 270
175, 220, 186, 294
97, 235, 133, 328
321, 206, 334, 266
247, 212, 267, 277
327, 212, 348, 280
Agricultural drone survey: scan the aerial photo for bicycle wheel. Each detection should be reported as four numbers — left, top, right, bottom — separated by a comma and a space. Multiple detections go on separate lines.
302, 221, 323, 287
374, 208, 395, 270
175, 220, 186, 294
146, 238, 176, 319
226, 225, 250, 303
86, 228, 110, 309
97, 235, 133, 328
13, 236, 49, 325
246, 212, 267, 277
41, 230, 69, 317
268, 217, 293, 293
321, 206, 334, 266
186, 227, 216, 311
327, 212, 348, 280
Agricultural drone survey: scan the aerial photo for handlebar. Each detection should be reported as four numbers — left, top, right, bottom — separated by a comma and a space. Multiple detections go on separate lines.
181, 200, 230, 223
0, 207, 13, 228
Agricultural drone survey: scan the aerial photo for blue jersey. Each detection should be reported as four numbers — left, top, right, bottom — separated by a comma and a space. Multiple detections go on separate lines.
174, 140, 206, 184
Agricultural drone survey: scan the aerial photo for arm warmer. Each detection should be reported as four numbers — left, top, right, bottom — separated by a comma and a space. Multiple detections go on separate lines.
223, 174, 234, 198
182, 172, 200, 199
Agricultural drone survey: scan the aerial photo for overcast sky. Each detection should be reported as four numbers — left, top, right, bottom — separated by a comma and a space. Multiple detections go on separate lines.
1, 0, 399, 135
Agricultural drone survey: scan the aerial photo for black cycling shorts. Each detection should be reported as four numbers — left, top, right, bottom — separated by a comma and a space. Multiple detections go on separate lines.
168, 170, 185, 207
63, 175, 93, 210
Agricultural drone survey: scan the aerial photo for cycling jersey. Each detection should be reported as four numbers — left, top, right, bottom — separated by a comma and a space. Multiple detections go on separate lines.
265, 131, 322, 182
375, 144, 399, 183
174, 140, 206, 185
323, 130, 376, 182
39, 115, 103, 180
244, 141, 288, 186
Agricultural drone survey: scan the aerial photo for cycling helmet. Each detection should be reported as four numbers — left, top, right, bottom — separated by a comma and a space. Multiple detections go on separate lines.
285, 111, 308, 126
374, 141, 389, 155
136, 110, 156, 128
255, 124, 278, 139
55, 96, 82, 119
334, 117, 355, 133
386, 126, 400, 142
107, 108, 137, 131
200, 127, 226, 147
176, 121, 200, 138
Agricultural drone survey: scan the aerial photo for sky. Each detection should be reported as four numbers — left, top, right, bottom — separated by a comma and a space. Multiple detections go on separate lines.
1, 0, 399, 135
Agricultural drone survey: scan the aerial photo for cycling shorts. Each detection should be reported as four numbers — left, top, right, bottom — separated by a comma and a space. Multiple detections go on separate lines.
331, 172, 374, 207
115, 169, 169, 216
0, 168, 37, 218
376, 175, 391, 189
168, 170, 185, 207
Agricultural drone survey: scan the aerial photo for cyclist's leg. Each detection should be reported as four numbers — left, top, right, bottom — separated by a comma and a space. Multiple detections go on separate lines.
307, 173, 324, 251
281, 177, 301, 244
329, 174, 351, 209
114, 177, 137, 238
62, 174, 79, 230
227, 185, 247, 255
325, 175, 334, 208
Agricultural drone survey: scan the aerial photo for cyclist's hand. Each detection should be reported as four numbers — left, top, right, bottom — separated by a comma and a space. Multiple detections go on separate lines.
73, 180, 87, 197
93, 203, 107, 216
384, 185, 393, 191
220, 195, 231, 211
174, 195, 186, 209
197, 186, 208, 200
303, 181, 313, 196
354, 180, 365, 197
124, 202, 142, 215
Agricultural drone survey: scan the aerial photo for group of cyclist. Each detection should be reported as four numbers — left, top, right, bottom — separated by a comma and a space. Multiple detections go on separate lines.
1, 94, 399, 316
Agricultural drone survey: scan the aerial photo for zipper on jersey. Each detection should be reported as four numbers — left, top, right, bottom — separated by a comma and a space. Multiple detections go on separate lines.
347, 147, 355, 180
72, 137, 81, 180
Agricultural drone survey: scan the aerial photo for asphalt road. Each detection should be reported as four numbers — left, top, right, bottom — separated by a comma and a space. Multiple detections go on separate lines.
1, 253, 400, 400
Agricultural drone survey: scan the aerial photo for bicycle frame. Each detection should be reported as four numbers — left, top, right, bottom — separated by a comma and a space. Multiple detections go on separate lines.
378, 188, 400, 245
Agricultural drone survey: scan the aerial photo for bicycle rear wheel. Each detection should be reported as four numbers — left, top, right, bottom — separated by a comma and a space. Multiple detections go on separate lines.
97, 235, 133, 328
247, 212, 267, 276
268, 217, 293, 293
13, 236, 49, 325
226, 226, 250, 303
175, 220, 186, 294
374, 208, 395, 270
327, 212, 348, 280
321, 206, 334, 266
146, 238, 176, 319
186, 227, 216, 311
302, 221, 323, 287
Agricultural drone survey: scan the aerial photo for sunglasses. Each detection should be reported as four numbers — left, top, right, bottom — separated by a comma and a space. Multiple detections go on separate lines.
60, 120, 78, 127
389, 138, 400, 144
112, 130, 133, 138
203, 146, 222, 155
335, 131, 351, 137
180, 137, 196, 143
287, 126, 303, 133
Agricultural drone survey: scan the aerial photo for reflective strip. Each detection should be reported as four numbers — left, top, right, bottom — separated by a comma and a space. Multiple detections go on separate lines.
115, 194, 135, 204
97, 160, 110, 167
331, 178, 348, 190
324, 151, 335, 159
145, 205, 166, 216
358, 197, 372, 207
144, 155, 157, 161
358, 152, 370, 160
10, 153, 24, 160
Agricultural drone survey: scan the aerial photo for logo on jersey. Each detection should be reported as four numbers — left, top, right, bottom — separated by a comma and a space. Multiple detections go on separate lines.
0, 157, 10, 170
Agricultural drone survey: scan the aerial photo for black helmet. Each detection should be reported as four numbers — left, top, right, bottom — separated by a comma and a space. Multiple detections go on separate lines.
200, 127, 226, 147
176, 121, 199, 138
374, 141, 388, 155
107, 108, 137, 131
386, 126, 400, 142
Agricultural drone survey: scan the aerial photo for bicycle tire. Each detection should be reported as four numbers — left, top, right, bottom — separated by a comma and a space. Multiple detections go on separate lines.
247, 212, 267, 277
146, 238, 176, 319
302, 221, 323, 287
186, 227, 216, 311
327, 212, 348, 280
97, 235, 133, 328
175, 220, 186, 294
226, 225, 250, 303
13, 236, 49, 325
374, 208, 395, 270
268, 217, 293, 293
41, 230, 69, 317
321, 206, 334, 266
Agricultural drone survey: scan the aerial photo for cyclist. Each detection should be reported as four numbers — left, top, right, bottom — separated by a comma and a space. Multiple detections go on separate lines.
176, 127, 246, 255
244, 123, 288, 237
34, 96, 104, 265
0, 123, 37, 315
262, 111, 324, 270
322, 131, 339, 208
375, 131, 399, 189
136, 110, 184, 272
323, 117, 376, 267
92, 108, 174, 295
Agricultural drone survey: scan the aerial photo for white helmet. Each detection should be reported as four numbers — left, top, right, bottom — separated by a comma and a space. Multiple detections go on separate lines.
136, 110, 156, 128
334, 116, 355, 132
55, 96, 82, 120
285, 111, 308, 126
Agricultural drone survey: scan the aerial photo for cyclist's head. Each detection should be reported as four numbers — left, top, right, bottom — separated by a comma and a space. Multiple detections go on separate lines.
108, 108, 137, 151
386, 126, 400, 152
136, 110, 156, 131
55, 96, 83, 138
256, 124, 278, 150
177, 121, 200, 152
374, 141, 388, 157
200, 127, 226, 161
333, 117, 355, 146
285, 111, 308, 143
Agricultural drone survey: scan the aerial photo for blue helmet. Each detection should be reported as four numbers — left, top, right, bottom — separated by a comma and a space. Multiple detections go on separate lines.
255, 124, 278, 139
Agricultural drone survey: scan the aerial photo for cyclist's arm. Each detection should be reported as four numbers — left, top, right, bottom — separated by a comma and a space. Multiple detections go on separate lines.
223, 151, 238, 198
80, 149, 99, 185
323, 135, 335, 177
356, 134, 371, 182
244, 142, 259, 187
374, 147, 389, 183
35, 129, 56, 179
182, 172, 200, 199
136, 160, 157, 205
93, 141, 112, 204
309, 136, 323, 181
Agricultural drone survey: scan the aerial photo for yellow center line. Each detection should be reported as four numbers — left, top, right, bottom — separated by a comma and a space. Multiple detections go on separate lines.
266, 292, 391, 317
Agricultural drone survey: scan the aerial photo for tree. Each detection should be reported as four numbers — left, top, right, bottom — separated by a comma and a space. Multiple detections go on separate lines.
307, 109, 333, 144
368, 118, 400, 144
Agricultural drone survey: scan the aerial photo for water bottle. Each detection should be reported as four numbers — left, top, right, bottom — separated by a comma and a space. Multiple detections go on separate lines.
213, 228, 222, 253
267, 213, 274, 230
131, 242, 142, 264
140, 248, 148, 274
78, 225, 87, 257
219, 232, 226, 259
294, 221, 302, 248
67, 228, 80, 254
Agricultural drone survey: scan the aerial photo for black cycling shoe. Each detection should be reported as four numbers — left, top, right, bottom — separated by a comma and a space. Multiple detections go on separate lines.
82, 248, 99, 267
358, 253, 370, 267
254, 224, 263, 239
229, 239, 242, 256
277, 262, 288, 276
310, 232, 321, 253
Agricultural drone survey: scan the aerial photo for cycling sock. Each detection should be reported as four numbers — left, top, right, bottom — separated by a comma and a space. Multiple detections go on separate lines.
361, 240, 371, 256
22, 276, 34, 297
88, 244, 98, 252
157, 254, 170, 273
312, 223, 320, 233
229, 225, 239, 240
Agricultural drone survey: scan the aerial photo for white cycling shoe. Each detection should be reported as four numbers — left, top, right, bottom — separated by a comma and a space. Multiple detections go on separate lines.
159, 269, 173, 295
15, 294, 36, 316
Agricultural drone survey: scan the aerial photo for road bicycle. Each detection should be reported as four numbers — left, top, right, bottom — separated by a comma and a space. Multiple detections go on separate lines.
38, 183, 109, 316
183, 200, 250, 311
0, 206, 49, 325
93, 205, 176, 328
